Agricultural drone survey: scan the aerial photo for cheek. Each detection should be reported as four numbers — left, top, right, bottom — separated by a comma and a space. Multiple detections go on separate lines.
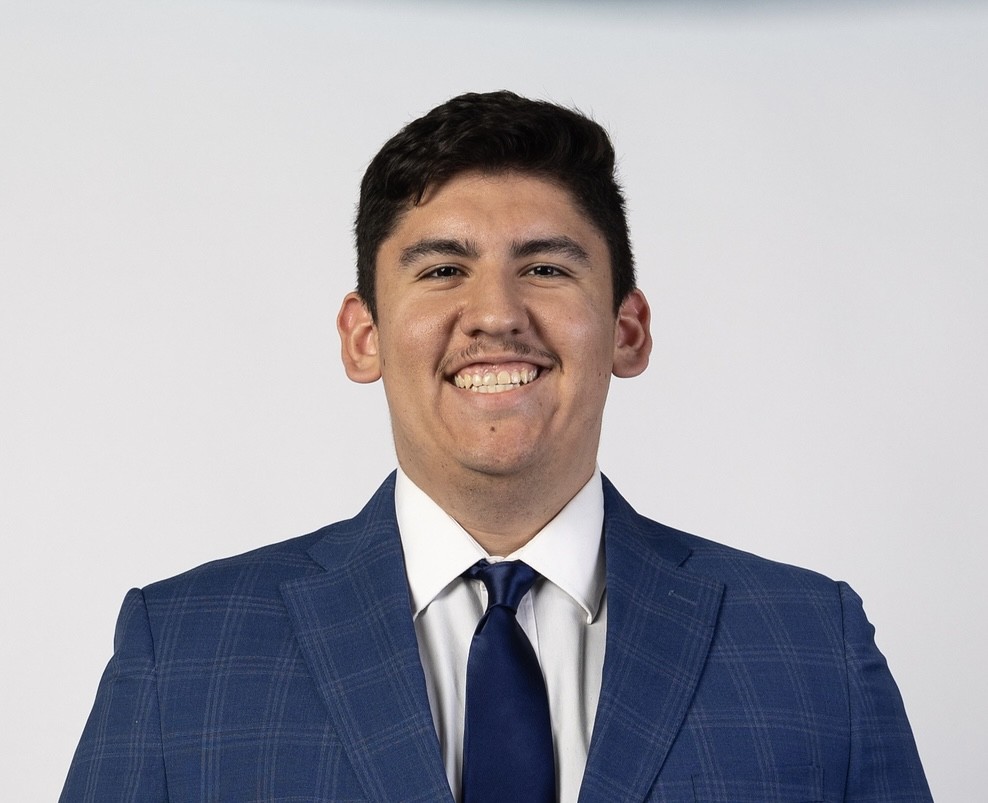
545, 304, 616, 366
405, 307, 452, 341
378, 303, 456, 377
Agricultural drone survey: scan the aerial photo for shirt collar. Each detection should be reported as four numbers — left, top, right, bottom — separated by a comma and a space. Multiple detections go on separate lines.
395, 468, 606, 624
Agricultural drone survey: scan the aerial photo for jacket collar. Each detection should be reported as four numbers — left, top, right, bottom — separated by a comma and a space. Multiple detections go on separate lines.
578, 475, 724, 802
279, 473, 455, 802
280, 473, 723, 803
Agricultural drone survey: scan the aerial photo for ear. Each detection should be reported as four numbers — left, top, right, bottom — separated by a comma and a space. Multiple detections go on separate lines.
612, 288, 652, 378
337, 292, 382, 383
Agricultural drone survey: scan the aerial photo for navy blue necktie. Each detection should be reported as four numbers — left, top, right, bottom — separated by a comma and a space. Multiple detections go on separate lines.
461, 559, 556, 803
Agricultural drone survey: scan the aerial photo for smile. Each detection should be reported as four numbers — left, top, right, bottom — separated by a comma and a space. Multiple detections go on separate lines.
452, 366, 539, 393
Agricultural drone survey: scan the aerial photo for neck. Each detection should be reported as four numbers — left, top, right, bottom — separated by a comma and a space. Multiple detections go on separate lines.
404, 464, 595, 555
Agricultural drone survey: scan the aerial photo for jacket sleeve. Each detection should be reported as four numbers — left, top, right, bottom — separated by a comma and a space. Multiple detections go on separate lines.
60, 588, 168, 802
839, 581, 932, 802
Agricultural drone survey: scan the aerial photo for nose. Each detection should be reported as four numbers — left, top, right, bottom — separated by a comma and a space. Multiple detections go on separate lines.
457, 270, 530, 337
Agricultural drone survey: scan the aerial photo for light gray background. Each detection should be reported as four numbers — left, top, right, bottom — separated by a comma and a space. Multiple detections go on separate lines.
2, 0, 985, 799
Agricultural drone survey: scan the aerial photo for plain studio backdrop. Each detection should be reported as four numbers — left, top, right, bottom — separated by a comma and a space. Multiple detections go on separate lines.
2, 0, 985, 799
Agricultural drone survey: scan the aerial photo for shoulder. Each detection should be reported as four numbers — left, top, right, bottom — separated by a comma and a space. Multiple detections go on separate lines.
139, 527, 330, 612
602, 475, 840, 600
679, 529, 838, 595
131, 521, 372, 659
610, 498, 852, 660
141, 473, 400, 606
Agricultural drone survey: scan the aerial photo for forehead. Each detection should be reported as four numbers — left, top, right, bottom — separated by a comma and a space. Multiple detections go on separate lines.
384, 170, 606, 250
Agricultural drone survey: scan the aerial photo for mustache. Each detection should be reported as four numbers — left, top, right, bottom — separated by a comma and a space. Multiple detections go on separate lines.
439, 338, 559, 374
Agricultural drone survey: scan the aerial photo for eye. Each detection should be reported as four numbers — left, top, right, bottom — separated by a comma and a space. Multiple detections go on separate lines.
423, 265, 462, 279
526, 264, 566, 277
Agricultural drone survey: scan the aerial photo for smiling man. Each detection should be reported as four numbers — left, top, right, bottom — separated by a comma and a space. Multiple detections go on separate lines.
339, 169, 650, 556
62, 92, 931, 802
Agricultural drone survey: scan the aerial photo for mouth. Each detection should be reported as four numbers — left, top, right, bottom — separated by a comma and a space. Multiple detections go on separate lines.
451, 363, 541, 394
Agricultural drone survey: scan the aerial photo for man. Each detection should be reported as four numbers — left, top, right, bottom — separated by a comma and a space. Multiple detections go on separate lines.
61, 91, 932, 802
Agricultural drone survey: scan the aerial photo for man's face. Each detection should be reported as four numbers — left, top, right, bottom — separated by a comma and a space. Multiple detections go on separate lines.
339, 170, 650, 498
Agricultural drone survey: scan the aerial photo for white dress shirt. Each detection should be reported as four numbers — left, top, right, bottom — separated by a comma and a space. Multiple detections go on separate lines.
395, 468, 607, 803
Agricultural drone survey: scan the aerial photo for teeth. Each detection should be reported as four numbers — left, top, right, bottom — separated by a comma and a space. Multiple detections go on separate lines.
453, 367, 539, 392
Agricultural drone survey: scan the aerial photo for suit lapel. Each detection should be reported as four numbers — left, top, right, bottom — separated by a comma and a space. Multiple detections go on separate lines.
278, 473, 721, 802
279, 474, 453, 803
579, 478, 725, 803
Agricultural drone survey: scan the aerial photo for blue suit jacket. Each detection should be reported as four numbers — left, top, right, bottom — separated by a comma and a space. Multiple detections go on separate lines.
62, 475, 931, 801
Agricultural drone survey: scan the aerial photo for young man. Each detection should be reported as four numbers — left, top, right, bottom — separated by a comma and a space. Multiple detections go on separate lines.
62, 92, 932, 802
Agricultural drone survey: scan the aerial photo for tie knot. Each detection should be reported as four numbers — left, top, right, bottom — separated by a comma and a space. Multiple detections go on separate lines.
465, 560, 539, 612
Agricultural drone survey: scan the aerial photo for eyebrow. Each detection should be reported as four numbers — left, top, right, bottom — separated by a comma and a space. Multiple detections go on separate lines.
396, 234, 592, 268
510, 236, 591, 265
398, 238, 480, 267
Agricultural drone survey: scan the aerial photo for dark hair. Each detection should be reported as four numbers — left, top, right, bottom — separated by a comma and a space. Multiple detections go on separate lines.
354, 91, 635, 319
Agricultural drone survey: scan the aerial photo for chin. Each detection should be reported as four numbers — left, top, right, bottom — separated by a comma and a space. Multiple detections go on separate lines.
459, 449, 541, 480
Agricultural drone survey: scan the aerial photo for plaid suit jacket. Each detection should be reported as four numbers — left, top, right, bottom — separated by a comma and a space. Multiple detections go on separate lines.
61, 474, 932, 802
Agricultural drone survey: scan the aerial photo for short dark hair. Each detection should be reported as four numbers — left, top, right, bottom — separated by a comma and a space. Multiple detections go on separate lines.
354, 91, 635, 319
